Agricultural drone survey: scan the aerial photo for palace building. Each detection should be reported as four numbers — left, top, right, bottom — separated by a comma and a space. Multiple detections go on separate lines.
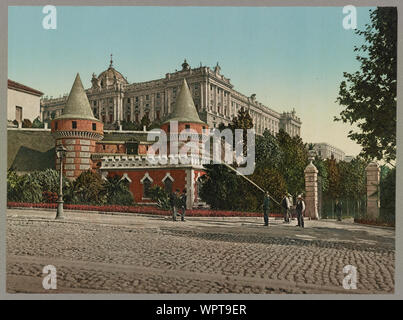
41, 57, 302, 137
50, 73, 208, 208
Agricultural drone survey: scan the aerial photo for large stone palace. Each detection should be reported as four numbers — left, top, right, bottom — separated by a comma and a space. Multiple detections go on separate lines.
41, 57, 302, 137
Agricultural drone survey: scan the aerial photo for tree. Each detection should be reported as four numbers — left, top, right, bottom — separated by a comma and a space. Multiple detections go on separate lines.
229, 107, 253, 154
276, 129, 308, 197
336, 7, 397, 164
255, 130, 282, 169
22, 119, 32, 128
325, 155, 341, 200
32, 117, 45, 129
140, 114, 151, 130
104, 174, 134, 206
379, 167, 395, 224
69, 170, 106, 205
199, 164, 243, 210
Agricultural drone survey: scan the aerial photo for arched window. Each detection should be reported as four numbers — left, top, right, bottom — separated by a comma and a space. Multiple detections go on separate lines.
162, 173, 174, 194
143, 177, 152, 198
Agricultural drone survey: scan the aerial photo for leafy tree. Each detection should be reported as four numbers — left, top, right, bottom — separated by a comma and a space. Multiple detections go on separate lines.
140, 114, 151, 130
325, 155, 341, 200
30, 169, 66, 194
69, 170, 106, 205
199, 164, 243, 210
379, 167, 395, 224
255, 129, 282, 169
104, 174, 134, 206
313, 157, 329, 193
22, 119, 32, 128
229, 107, 253, 154
336, 7, 397, 164
32, 117, 45, 129
149, 185, 171, 210
276, 129, 308, 197
7, 170, 42, 203
121, 120, 141, 131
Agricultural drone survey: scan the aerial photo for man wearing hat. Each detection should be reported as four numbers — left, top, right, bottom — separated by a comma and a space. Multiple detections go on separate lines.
296, 194, 306, 228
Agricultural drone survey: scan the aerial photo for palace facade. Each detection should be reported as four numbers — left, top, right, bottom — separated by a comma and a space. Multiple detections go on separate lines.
41, 57, 302, 137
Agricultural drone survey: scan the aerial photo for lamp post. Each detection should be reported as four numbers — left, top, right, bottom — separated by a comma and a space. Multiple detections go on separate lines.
55, 145, 67, 220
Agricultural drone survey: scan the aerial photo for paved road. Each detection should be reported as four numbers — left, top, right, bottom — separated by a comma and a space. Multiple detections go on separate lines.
6, 208, 395, 294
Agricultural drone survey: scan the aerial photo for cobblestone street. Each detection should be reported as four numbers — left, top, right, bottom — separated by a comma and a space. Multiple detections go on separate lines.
6, 208, 395, 294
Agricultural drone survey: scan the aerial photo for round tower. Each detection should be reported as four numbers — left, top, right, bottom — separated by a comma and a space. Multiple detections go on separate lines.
51, 73, 104, 179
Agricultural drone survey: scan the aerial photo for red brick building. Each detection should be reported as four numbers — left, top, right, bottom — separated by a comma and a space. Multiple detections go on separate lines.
52, 75, 208, 208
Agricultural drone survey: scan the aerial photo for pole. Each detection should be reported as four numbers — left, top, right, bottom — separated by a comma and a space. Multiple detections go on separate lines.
56, 153, 64, 220
217, 160, 281, 207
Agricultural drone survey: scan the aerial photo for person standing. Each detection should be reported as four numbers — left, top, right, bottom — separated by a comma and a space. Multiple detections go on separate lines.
288, 193, 294, 220
180, 188, 187, 221
334, 199, 342, 221
296, 195, 306, 228
281, 193, 291, 223
170, 189, 179, 221
263, 192, 270, 226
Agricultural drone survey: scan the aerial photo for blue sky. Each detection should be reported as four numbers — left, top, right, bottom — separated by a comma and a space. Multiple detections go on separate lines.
8, 6, 374, 156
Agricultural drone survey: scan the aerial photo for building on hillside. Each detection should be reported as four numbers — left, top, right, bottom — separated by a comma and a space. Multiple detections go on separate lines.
50, 73, 208, 208
41, 57, 302, 137
8, 79, 43, 125
313, 143, 345, 162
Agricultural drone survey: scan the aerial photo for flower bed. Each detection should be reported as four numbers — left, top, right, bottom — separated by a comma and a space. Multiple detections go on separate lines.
354, 218, 395, 228
7, 201, 283, 218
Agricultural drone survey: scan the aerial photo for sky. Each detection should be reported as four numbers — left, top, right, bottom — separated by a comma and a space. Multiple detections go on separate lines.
8, 6, 374, 156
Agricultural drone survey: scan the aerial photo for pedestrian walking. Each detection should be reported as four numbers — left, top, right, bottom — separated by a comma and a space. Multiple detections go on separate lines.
180, 188, 187, 221
281, 193, 291, 223
296, 195, 306, 228
262, 192, 270, 226
170, 189, 179, 221
334, 199, 342, 221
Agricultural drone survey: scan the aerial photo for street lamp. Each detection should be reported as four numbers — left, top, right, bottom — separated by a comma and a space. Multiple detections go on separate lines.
55, 145, 67, 220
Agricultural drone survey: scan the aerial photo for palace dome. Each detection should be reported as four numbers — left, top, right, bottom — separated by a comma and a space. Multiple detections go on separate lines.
94, 55, 128, 88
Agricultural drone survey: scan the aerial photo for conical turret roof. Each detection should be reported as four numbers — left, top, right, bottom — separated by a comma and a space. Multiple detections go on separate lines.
163, 78, 205, 124
55, 73, 98, 121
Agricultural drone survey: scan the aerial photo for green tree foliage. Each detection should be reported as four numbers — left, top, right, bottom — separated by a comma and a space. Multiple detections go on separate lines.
277, 129, 308, 197
199, 164, 243, 210
22, 119, 32, 128
325, 156, 341, 200
313, 158, 329, 193
379, 167, 395, 224
32, 117, 45, 129
255, 130, 282, 169
7, 170, 42, 203
336, 7, 397, 164
68, 170, 106, 205
104, 174, 134, 206
121, 120, 142, 131
30, 169, 65, 194
149, 185, 171, 210
140, 114, 151, 130
229, 107, 253, 154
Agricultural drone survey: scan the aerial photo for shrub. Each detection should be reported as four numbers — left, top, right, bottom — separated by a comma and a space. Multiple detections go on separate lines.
70, 170, 106, 205
149, 185, 171, 210
22, 119, 32, 128
104, 174, 135, 206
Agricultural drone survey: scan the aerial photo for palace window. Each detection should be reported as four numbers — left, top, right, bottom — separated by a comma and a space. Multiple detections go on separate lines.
146, 95, 149, 100
185, 124, 190, 130
164, 178, 173, 194
157, 93, 160, 99
93, 107, 97, 115
143, 177, 152, 198
72, 121, 77, 129
135, 97, 139, 102
127, 98, 131, 103
55, 121, 58, 130
92, 123, 96, 131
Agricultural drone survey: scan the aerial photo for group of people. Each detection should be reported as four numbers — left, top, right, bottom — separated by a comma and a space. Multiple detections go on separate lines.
169, 189, 187, 222
263, 192, 306, 228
